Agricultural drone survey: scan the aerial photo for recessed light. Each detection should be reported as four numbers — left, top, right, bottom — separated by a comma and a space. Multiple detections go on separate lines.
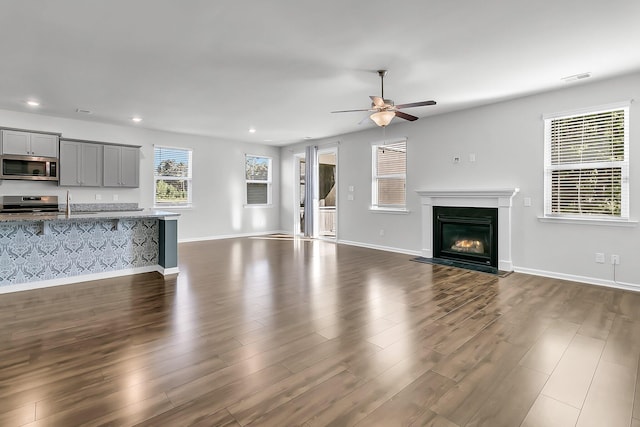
249, 127, 256, 133
131, 117, 143, 123
561, 72, 591, 82
303, 136, 312, 140
76, 108, 92, 114
26, 100, 40, 107
263, 139, 273, 142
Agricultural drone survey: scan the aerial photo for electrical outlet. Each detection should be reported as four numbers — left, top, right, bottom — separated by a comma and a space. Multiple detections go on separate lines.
95, 194, 102, 201
469, 153, 476, 162
113, 194, 119, 201
379, 229, 385, 237
523, 197, 532, 207
595, 253, 605, 263
347, 194, 354, 201
611, 254, 620, 265
452, 156, 461, 164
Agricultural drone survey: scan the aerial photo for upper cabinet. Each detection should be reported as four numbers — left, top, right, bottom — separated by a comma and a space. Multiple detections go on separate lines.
59, 139, 103, 187
1, 129, 59, 157
103, 145, 140, 188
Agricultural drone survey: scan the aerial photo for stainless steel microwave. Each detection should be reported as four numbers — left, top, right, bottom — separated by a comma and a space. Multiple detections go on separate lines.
0, 155, 58, 181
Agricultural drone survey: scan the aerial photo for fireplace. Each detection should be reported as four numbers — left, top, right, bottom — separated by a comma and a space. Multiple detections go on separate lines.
416, 189, 519, 272
433, 206, 498, 269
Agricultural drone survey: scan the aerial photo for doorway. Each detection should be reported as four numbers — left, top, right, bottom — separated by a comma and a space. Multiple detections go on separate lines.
295, 146, 338, 239
317, 149, 337, 239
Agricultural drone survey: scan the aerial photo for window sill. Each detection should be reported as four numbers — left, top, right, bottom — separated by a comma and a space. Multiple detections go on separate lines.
244, 204, 274, 208
154, 205, 193, 210
369, 207, 410, 214
538, 216, 638, 227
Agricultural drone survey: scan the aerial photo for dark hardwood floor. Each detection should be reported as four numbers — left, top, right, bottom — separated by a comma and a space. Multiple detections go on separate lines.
1, 236, 639, 426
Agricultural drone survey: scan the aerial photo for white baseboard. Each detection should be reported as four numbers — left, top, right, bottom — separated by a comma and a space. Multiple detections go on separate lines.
179, 230, 286, 243
513, 266, 640, 293
156, 266, 180, 276
0, 266, 165, 295
337, 239, 422, 257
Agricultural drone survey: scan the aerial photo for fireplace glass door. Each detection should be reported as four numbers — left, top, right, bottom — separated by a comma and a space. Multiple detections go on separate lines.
433, 206, 498, 268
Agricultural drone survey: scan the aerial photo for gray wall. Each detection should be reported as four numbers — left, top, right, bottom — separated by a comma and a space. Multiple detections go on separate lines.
280, 71, 640, 288
0, 109, 281, 241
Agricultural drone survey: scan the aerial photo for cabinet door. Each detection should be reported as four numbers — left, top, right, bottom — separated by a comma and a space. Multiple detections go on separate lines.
30, 133, 58, 157
80, 144, 102, 187
59, 140, 81, 186
2, 130, 31, 155
119, 146, 139, 187
103, 145, 121, 187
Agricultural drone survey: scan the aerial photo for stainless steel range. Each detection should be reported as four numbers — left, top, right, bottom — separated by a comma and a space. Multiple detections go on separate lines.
0, 195, 60, 214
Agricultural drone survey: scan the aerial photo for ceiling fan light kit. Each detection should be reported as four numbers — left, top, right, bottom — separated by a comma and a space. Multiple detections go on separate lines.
332, 69, 436, 127
370, 110, 396, 127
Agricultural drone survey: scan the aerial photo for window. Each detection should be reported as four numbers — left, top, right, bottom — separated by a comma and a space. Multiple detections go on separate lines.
245, 155, 272, 205
372, 139, 406, 209
154, 146, 192, 207
544, 102, 629, 219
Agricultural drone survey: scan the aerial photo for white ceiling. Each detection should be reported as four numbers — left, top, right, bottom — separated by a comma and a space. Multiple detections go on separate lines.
1, 1, 639, 146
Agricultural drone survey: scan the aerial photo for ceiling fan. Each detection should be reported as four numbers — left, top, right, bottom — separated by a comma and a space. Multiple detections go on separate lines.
331, 70, 436, 127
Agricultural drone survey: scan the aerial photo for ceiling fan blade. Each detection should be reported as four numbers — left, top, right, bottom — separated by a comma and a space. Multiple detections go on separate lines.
395, 100, 437, 109
395, 111, 419, 121
331, 108, 375, 113
370, 96, 385, 107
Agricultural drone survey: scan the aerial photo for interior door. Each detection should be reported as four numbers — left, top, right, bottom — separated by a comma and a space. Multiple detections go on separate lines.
316, 148, 337, 239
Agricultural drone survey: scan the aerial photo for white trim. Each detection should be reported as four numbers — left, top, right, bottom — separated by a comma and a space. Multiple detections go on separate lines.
178, 229, 286, 243
243, 203, 274, 208
538, 216, 638, 227
293, 152, 305, 236
416, 188, 520, 271
0, 266, 163, 295
372, 138, 408, 210
543, 104, 629, 219
513, 266, 639, 293
245, 154, 272, 205
542, 100, 632, 120
157, 266, 180, 275
153, 143, 194, 151
337, 239, 421, 257
154, 145, 193, 207
369, 136, 409, 147
369, 207, 410, 214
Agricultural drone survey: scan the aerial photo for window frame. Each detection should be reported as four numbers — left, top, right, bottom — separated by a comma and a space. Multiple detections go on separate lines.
153, 145, 193, 208
245, 154, 272, 206
371, 138, 408, 212
543, 101, 630, 220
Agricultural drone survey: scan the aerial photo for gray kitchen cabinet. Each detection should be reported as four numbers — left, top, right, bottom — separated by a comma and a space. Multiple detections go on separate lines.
103, 145, 139, 187
59, 139, 103, 187
1, 129, 58, 157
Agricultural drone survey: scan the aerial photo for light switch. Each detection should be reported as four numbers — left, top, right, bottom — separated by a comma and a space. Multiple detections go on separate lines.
348, 185, 354, 192
524, 197, 532, 207
347, 194, 354, 201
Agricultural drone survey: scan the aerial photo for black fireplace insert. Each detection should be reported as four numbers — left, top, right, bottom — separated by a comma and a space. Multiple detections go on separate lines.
433, 206, 498, 269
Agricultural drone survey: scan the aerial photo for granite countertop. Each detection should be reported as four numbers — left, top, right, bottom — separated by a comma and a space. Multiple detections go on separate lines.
0, 209, 180, 223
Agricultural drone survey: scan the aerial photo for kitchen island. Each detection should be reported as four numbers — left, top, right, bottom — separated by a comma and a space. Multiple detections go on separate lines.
0, 209, 179, 293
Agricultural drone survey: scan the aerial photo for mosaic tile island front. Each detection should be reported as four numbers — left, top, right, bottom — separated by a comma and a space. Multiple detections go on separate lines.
0, 209, 179, 290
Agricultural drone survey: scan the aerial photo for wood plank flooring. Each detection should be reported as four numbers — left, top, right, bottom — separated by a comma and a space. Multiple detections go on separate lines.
0, 236, 639, 426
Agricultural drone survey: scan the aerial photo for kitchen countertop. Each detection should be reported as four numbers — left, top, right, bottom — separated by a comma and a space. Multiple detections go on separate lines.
0, 209, 180, 223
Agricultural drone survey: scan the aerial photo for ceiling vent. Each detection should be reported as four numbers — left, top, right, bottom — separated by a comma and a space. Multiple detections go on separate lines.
561, 72, 591, 82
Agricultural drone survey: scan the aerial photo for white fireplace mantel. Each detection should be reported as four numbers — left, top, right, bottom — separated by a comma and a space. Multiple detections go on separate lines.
416, 188, 520, 271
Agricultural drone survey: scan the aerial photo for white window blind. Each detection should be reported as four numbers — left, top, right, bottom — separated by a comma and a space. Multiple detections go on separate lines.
372, 140, 407, 208
154, 146, 193, 207
544, 103, 629, 218
245, 155, 271, 205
